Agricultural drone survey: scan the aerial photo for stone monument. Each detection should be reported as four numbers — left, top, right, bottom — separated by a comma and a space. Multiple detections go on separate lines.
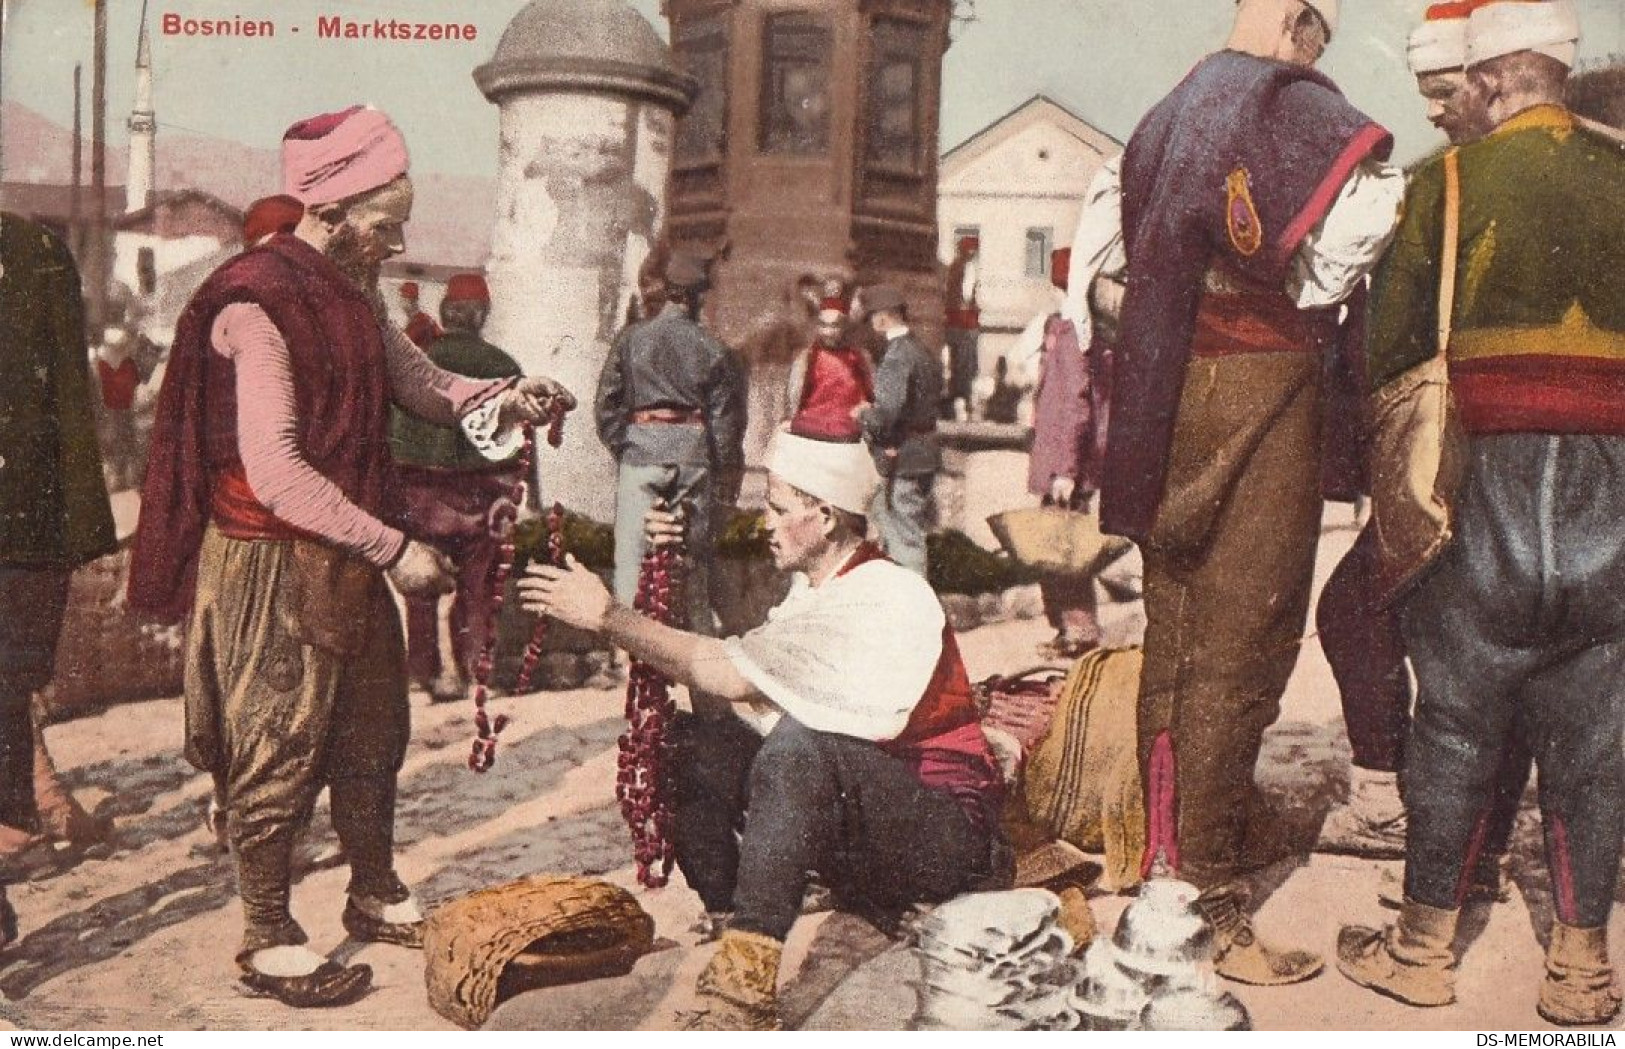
475, 0, 697, 522
662, 0, 955, 471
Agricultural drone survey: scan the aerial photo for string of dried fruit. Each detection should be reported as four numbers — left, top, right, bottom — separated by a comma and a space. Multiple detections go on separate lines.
468, 410, 567, 774
619, 525, 685, 888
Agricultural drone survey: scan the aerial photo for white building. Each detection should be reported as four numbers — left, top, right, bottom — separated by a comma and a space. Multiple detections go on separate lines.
937, 95, 1121, 368
111, 190, 242, 346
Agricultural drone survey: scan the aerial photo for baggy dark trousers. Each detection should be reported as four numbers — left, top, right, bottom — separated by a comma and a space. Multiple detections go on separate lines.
0, 567, 71, 836
1401, 434, 1625, 927
1318, 523, 1533, 870
669, 713, 1000, 941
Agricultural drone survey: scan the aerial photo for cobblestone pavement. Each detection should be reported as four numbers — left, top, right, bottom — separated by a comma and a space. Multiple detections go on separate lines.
0, 511, 1612, 1031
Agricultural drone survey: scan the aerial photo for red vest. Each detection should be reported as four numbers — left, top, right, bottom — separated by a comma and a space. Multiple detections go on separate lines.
838, 544, 1004, 826
97, 358, 139, 411
791, 345, 873, 442
405, 310, 442, 348
129, 234, 394, 621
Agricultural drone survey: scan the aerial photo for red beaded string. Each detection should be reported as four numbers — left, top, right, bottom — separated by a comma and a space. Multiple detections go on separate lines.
618, 517, 684, 888
467, 406, 568, 775
513, 501, 566, 694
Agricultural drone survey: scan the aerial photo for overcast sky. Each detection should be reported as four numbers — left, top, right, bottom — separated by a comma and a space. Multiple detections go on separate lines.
3, 0, 1622, 178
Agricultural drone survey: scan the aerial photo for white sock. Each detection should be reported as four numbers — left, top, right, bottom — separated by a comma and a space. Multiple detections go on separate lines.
353, 893, 423, 924
249, 945, 325, 977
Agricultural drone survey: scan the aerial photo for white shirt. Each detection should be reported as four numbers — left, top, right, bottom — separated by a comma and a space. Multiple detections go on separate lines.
1287, 159, 1407, 307
1060, 153, 1403, 316
722, 550, 945, 741
1060, 155, 1129, 332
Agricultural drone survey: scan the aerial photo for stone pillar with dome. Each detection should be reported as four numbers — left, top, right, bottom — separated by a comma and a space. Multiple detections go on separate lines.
475, 0, 697, 522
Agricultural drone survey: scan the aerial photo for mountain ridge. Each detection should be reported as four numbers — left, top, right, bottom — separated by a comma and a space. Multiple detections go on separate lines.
1, 98, 495, 268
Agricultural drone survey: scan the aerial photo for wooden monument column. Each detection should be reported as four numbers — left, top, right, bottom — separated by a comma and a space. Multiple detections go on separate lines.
661, 0, 951, 355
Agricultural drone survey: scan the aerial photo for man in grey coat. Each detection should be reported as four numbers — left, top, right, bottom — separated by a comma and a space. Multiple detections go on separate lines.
858, 285, 939, 576
595, 251, 748, 635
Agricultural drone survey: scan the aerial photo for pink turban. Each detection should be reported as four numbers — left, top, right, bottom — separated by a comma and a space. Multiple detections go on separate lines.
281, 106, 409, 206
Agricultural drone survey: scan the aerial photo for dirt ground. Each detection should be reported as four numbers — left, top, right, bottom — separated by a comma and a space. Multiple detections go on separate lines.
0, 505, 1612, 1032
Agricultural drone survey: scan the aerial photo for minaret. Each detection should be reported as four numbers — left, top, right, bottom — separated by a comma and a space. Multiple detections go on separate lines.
125, 0, 155, 213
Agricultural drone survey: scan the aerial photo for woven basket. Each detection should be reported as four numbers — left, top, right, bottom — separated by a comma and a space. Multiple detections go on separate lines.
987, 506, 1132, 576
424, 875, 656, 1029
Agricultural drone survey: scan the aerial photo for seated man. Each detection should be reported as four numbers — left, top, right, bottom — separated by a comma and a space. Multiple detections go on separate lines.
520, 434, 1010, 1030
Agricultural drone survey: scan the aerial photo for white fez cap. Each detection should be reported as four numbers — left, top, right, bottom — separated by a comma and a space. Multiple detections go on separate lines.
1304, 0, 1340, 39
1409, 9, 1472, 74
1466, 0, 1581, 69
766, 433, 881, 517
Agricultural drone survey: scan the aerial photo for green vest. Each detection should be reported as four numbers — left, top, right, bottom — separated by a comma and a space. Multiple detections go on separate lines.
0, 213, 117, 567
389, 330, 524, 471
1368, 106, 1625, 391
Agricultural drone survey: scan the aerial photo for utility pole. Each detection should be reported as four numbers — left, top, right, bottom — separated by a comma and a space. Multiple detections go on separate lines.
0, 0, 7, 197
72, 64, 84, 259
88, 0, 109, 333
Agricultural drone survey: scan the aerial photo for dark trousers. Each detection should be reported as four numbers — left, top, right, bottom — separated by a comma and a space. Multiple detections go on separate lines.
669, 714, 998, 941
943, 328, 979, 416
0, 567, 71, 835
1319, 524, 1533, 868
403, 532, 502, 685
396, 469, 510, 685
1038, 494, 1102, 647
1402, 435, 1625, 928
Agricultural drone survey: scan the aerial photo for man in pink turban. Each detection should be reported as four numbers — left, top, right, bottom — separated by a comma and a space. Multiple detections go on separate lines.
130, 105, 576, 1008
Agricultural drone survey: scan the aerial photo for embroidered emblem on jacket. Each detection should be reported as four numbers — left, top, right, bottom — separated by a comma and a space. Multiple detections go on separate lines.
1225, 168, 1264, 257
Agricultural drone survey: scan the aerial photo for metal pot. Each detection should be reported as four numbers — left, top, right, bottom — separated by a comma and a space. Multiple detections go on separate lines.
1071, 941, 1148, 1030
1134, 987, 1252, 1031
1111, 877, 1214, 977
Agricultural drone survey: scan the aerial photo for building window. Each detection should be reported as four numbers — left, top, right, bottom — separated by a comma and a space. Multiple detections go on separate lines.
761, 13, 832, 155
1024, 228, 1053, 278
864, 18, 926, 174
137, 247, 157, 294
673, 15, 729, 165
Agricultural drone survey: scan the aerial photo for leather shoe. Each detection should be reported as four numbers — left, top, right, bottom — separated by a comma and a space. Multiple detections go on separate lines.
342, 900, 425, 948
0, 890, 18, 949
239, 960, 372, 1008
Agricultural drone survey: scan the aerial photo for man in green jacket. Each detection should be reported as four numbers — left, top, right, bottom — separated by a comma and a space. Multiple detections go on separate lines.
1337, 0, 1625, 1026
0, 211, 118, 943
390, 273, 524, 700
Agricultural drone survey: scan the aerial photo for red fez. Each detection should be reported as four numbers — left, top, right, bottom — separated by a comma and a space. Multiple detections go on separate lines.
818, 296, 849, 316
400, 281, 420, 300
443, 273, 490, 306
242, 194, 303, 245
1426, 0, 1485, 19
1050, 247, 1072, 292
957, 235, 980, 254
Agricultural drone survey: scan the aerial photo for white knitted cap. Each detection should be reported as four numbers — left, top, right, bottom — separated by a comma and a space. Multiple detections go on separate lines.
1409, 17, 1470, 74
1465, 0, 1581, 68
767, 434, 881, 517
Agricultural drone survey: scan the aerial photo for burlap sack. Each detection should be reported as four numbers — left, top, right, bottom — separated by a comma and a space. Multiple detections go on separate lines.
424, 876, 656, 1029
1367, 149, 1467, 606
1019, 647, 1145, 892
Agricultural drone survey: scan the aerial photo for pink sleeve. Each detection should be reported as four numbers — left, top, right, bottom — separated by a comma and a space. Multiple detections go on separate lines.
212, 303, 408, 567
380, 322, 511, 424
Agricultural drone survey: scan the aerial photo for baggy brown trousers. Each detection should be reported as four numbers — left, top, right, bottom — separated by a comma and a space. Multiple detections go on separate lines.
186, 527, 411, 958
1135, 353, 1323, 889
